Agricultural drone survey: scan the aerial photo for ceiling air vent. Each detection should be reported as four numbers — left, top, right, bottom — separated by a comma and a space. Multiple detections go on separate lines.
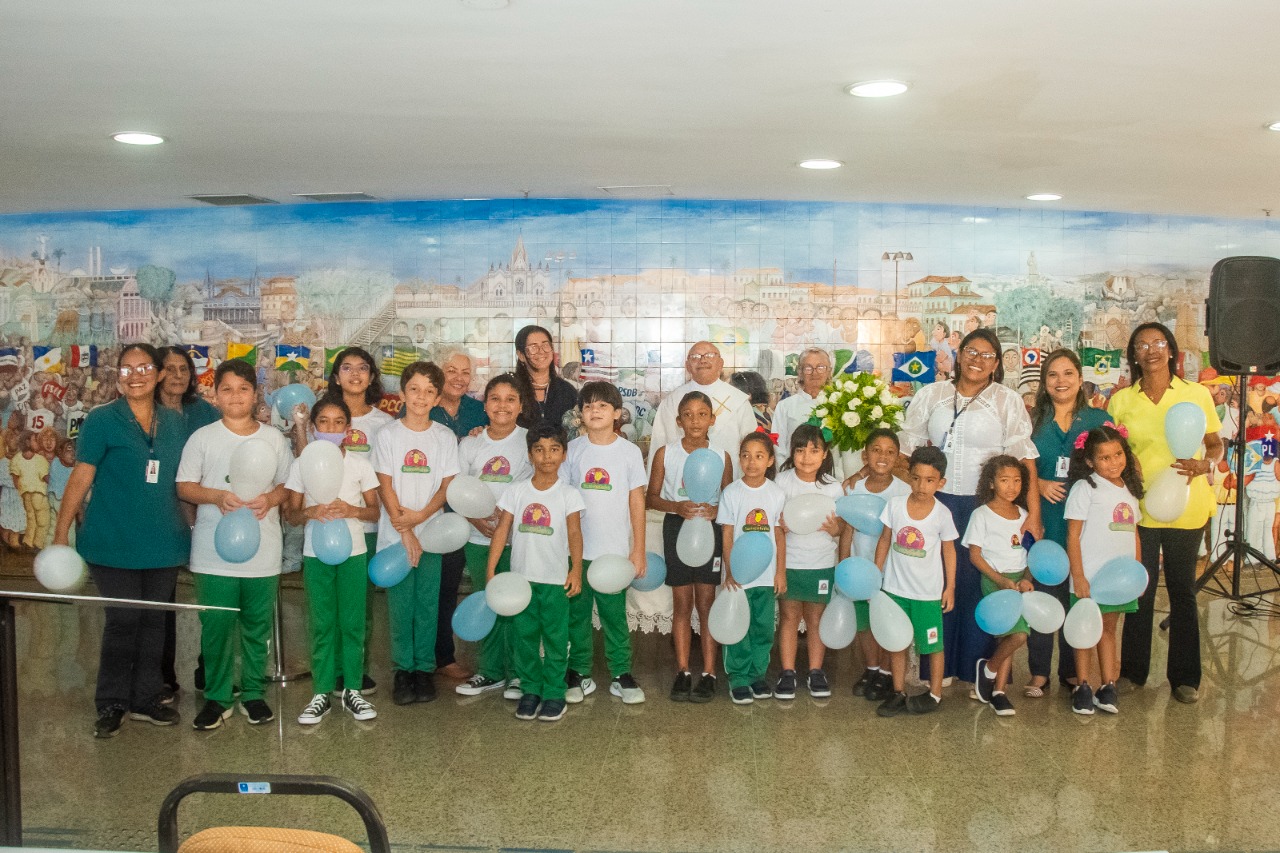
291, 192, 381, 202
597, 185, 674, 198
187, 194, 278, 206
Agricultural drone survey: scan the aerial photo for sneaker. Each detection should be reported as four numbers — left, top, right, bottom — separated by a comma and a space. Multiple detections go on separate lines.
456, 674, 505, 696
852, 668, 876, 697
808, 669, 832, 698
129, 703, 179, 726
298, 693, 331, 725
750, 679, 773, 700
610, 673, 646, 704
94, 707, 125, 739
1172, 685, 1200, 704
876, 691, 909, 717
538, 699, 566, 721
1094, 682, 1119, 714
158, 686, 179, 706
413, 671, 437, 703
691, 674, 717, 703
991, 692, 1016, 716
515, 693, 541, 720
240, 699, 274, 725
342, 689, 378, 721
974, 658, 994, 704
865, 670, 894, 702
503, 679, 523, 701
1072, 682, 1095, 716
670, 671, 693, 702
392, 671, 415, 706
565, 670, 596, 704
906, 692, 941, 714
193, 700, 232, 731
332, 674, 378, 697
774, 670, 797, 700
730, 686, 753, 705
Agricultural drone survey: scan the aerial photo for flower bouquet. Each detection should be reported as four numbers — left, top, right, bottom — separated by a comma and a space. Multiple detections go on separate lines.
807, 371, 905, 453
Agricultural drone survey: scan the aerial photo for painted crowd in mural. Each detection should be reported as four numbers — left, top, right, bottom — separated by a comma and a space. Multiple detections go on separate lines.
1, 199, 1279, 554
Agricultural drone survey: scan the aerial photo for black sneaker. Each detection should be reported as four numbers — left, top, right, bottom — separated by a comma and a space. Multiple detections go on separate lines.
609, 673, 646, 704
906, 692, 941, 714
1094, 682, 1119, 714
876, 691, 909, 717
94, 707, 125, 739
336, 674, 378, 696
392, 670, 415, 706
538, 699, 566, 721
774, 670, 797, 700
1072, 682, 1095, 716
515, 693, 541, 720
240, 699, 274, 725
730, 685, 753, 705
129, 703, 179, 726
413, 671, 437, 703
865, 670, 894, 702
691, 674, 716, 703
852, 668, 876, 697
991, 692, 1016, 716
974, 658, 994, 704
750, 679, 773, 700
297, 693, 331, 725
808, 669, 832, 698
342, 689, 377, 721
193, 700, 232, 730
670, 671, 693, 702
456, 674, 505, 696
565, 669, 596, 704
158, 686, 179, 706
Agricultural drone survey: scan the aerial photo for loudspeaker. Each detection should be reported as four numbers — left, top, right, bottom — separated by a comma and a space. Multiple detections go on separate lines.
1207, 255, 1280, 375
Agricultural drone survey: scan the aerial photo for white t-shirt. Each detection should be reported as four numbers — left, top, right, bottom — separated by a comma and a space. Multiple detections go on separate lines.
458, 426, 532, 546
878, 494, 959, 600
284, 451, 379, 558
498, 478, 586, 585
650, 379, 756, 477
776, 468, 843, 570
717, 478, 787, 590
177, 422, 293, 578
847, 476, 912, 561
1064, 477, 1142, 592
345, 408, 394, 533
372, 420, 460, 551
657, 441, 730, 505
560, 435, 648, 561
961, 504, 1029, 576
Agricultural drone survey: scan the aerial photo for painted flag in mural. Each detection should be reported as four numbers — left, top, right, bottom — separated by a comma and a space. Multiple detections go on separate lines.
41, 379, 67, 402
1020, 348, 1045, 386
1080, 347, 1124, 386
180, 345, 213, 386
0, 348, 18, 370
32, 346, 62, 373
67, 345, 97, 368
227, 342, 258, 366
379, 347, 418, 377
325, 347, 345, 377
892, 350, 936, 384
275, 345, 311, 372
580, 348, 620, 382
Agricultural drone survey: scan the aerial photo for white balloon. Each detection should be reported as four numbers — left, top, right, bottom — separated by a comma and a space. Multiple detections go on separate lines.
446, 475, 497, 519
869, 591, 913, 652
587, 554, 636, 594
707, 587, 749, 645
676, 517, 715, 566
420, 513, 470, 554
784, 493, 837, 536
1063, 598, 1103, 649
1145, 468, 1190, 523
298, 440, 345, 504
34, 545, 86, 592
1020, 590, 1066, 634
228, 439, 278, 501
485, 572, 532, 616
818, 594, 858, 649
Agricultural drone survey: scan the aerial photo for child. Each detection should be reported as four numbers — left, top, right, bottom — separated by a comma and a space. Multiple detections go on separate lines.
718, 432, 787, 704
843, 427, 912, 701
965, 455, 1034, 716
646, 391, 733, 702
775, 424, 845, 699
47, 439, 76, 548
455, 374, 532, 699
874, 446, 958, 717
373, 361, 459, 706
177, 359, 293, 730
561, 381, 649, 704
10, 432, 50, 550
285, 396, 381, 724
1065, 423, 1144, 716
488, 423, 585, 722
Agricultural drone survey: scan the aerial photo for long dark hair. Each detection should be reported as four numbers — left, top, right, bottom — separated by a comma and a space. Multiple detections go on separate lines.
155, 345, 198, 405
514, 324, 560, 386
1030, 348, 1089, 432
327, 347, 382, 407
974, 454, 1028, 510
956, 327, 1005, 385
1066, 424, 1145, 498
486, 371, 534, 420
779, 423, 835, 484
1126, 322, 1180, 385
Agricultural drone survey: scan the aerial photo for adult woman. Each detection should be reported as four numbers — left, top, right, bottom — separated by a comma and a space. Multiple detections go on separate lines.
899, 327, 1042, 683
1025, 349, 1110, 696
53, 343, 191, 738
514, 325, 578, 430
1108, 323, 1222, 703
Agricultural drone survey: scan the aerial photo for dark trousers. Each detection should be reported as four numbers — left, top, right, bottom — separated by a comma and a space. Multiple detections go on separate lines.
434, 547, 466, 668
1121, 526, 1203, 690
162, 587, 179, 689
89, 564, 179, 712
1026, 577, 1075, 683
924, 493, 996, 682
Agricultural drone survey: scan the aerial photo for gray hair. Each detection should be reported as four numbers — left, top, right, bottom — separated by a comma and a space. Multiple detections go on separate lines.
798, 347, 833, 367
437, 347, 474, 369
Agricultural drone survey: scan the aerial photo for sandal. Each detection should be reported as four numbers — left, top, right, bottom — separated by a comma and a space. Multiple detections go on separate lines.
1024, 677, 1048, 698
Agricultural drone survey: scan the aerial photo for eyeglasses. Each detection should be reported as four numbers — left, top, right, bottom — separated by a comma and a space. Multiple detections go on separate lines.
688, 353, 721, 363
339, 362, 371, 375
961, 347, 998, 362
523, 342, 553, 355
117, 363, 156, 379
1134, 340, 1170, 353
799, 365, 831, 375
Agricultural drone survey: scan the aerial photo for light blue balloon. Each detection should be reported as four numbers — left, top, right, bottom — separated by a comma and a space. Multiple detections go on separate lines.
729, 531, 773, 585
834, 556, 882, 601
369, 543, 411, 588
1165, 401, 1207, 460
836, 494, 886, 536
273, 383, 317, 419
1027, 539, 1070, 586
684, 448, 725, 504
452, 590, 497, 642
312, 519, 353, 566
632, 551, 667, 592
1090, 556, 1149, 606
214, 507, 260, 563
976, 588, 1023, 635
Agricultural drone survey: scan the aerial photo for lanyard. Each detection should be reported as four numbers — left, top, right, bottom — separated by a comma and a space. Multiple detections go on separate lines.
133, 408, 158, 459
948, 381, 989, 438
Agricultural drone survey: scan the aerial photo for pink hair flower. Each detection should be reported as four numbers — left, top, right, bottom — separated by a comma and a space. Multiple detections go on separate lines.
1103, 420, 1129, 438
1073, 432, 1089, 450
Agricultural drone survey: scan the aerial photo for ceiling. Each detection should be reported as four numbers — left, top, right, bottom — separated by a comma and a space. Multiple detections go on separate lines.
3, 0, 1279, 219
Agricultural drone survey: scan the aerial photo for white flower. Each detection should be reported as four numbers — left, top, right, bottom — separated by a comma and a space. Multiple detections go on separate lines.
871, 405, 883, 419
863, 385, 877, 398
815, 407, 828, 418
815, 392, 828, 406
878, 421, 890, 429
880, 388, 893, 405
842, 411, 860, 428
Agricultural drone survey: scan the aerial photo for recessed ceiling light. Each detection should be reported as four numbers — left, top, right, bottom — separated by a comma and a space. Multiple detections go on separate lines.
798, 159, 843, 170
1268, 121, 1280, 132
112, 131, 165, 145
846, 80, 909, 98
1026, 193, 1062, 201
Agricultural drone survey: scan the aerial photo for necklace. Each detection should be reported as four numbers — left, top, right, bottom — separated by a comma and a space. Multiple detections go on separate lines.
532, 380, 549, 390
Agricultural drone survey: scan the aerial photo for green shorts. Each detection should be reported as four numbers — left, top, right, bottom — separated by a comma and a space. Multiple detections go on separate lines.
854, 598, 869, 628
885, 592, 944, 655
1070, 592, 1138, 615
784, 567, 834, 603
979, 572, 1030, 636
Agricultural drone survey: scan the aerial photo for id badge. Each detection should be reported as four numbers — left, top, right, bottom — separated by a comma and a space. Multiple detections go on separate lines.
1055, 455, 1070, 478
146, 459, 160, 484
940, 431, 953, 454
712, 557, 722, 574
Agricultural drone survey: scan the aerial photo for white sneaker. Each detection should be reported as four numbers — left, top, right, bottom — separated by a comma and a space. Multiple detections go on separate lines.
609, 674, 646, 704
342, 689, 377, 721
297, 693, 331, 725
456, 674, 505, 696
502, 679, 522, 701
565, 671, 596, 704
